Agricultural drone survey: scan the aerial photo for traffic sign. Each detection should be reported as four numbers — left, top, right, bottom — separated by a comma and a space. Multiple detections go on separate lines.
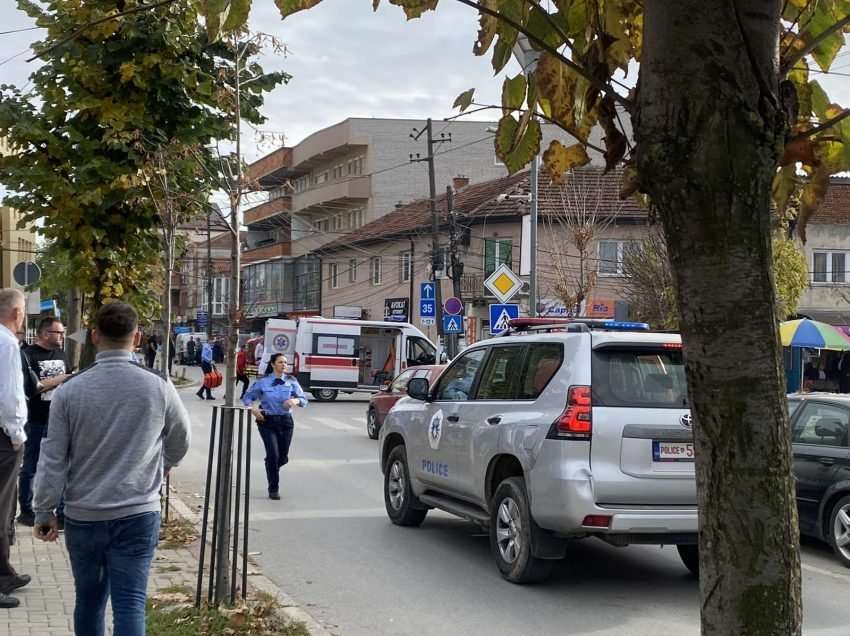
196, 310, 208, 328
420, 282, 436, 324
484, 264, 523, 303
442, 314, 463, 334
13, 261, 41, 287
444, 296, 463, 316
490, 304, 520, 335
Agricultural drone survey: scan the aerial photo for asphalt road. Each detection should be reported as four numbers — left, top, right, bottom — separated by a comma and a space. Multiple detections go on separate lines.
170, 369, 850, 636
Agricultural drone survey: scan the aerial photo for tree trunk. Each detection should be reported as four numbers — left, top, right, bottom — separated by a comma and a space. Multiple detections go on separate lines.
637, 2, 801, 634
161, 231, 174, 377
65, 287, 82, 370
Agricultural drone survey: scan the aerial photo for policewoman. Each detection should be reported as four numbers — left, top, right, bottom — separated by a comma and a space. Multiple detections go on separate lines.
242, 353, 307, 500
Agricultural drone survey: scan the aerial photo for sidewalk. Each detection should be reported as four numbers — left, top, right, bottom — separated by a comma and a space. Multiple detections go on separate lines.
2, 489, 330, 636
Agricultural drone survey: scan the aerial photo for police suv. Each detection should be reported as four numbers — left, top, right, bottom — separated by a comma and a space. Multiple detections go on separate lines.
378, 318, 698, 583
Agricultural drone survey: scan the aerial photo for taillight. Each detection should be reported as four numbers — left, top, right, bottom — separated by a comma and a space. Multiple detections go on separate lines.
293, 352, 300, 374
662, 342, 682, 349
582, 515, 611, 528
548, 385, 592, 439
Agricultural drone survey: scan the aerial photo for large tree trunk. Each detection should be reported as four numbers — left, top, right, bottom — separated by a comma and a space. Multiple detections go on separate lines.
637, 2, 801, 634
64, 287, 82, 370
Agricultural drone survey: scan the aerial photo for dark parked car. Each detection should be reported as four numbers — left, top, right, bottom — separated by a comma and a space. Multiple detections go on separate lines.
788, 393, 850, 568
366, 365, 445, 439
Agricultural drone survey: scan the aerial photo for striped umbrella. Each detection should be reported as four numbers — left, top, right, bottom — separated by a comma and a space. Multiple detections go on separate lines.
779, 319, 850, 350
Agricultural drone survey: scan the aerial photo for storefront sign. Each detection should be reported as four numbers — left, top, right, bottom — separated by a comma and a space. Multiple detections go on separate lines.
384, 297, 410, 322
334, 305, 363, 319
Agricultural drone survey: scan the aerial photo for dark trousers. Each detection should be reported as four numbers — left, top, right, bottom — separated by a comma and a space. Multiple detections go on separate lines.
0, 434, 23, 590
236, 373, 249, 399
65, 511, 160, 636
196, 361, 213, 398
19, 421, 64, 519
258, 415, 294, 494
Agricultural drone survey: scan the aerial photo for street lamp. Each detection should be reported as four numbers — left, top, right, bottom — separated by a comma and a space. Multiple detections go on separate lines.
512, 35, 542, 317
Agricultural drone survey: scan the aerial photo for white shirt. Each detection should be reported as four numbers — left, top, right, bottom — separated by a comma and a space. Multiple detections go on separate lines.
0, 324, 27, 445
254, 342, 264, 363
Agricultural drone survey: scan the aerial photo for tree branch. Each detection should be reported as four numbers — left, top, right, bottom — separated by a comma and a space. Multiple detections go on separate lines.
781, 13, 850, 75
453, 0, 632, 110
790, 107, 850, 140
26, 0, 179, 62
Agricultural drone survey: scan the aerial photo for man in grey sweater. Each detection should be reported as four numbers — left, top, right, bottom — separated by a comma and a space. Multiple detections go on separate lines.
33, 301, 191, 636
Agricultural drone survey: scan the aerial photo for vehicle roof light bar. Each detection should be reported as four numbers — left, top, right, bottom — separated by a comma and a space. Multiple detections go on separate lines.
505, 318, 650, 333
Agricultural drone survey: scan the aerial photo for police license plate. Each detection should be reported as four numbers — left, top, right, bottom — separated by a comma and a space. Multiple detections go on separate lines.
653, 441, 694, 462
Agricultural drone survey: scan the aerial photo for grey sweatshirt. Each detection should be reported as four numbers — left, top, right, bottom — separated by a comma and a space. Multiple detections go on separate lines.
33, 349, 191, 524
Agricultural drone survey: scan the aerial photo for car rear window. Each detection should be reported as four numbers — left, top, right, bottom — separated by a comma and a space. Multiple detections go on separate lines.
592, 346, 687, 408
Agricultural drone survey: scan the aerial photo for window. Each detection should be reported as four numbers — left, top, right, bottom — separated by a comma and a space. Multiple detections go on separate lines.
406, 336, 436, 367
329, 263, 339, 289
792, 403, 849, 447
399, 251, 412, 283
349, 259, 357, 283
592, 346, 688, 408
370, 257, 382, 285
484, 238, 512, 277
390, 369, 416, 393
788, 399, 803, 418
435, 348, 487, 401
210, 277, 229, 316
518, 343, 563, 399
477, 346, 526, 400
812, 250, 849, 284
598, 240, 639, 276
314, 334, 357, 357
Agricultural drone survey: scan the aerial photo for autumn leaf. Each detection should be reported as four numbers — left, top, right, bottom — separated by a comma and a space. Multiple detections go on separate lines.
542, 140, 590, 183
275, 0, 324, 19
473, 0, 499, 55
797, 167, 830, 243
501, 74, 526, 113
495, 115, 541, 174
387, 0, 440, 20
452, 88, 475, 112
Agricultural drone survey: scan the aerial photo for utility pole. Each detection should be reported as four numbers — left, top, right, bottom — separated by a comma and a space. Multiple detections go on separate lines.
529, 152, 538, 317
206, 212, 214, 340
410, 119, 450, 357
446, 185, 463, 358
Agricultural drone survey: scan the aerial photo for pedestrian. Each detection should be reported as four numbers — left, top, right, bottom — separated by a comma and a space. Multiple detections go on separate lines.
168, 334, 175, 377
196, 339, 215, 400
242, 353, 307, 500
186, 336, 196, 366
0, 288, 31, 609
18, 317, 71, 529
32, 301, 191, 636
236, 346, 250, 400
254, 336, 264, 367
144, 334, 157, 369
212, 338, 223, 364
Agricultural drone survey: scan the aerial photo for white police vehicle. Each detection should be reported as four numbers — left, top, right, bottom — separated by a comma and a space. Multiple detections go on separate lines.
378, 318, 697, 583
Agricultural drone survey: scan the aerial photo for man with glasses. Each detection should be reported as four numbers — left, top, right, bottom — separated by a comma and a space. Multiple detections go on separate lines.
17, 317, 71, 528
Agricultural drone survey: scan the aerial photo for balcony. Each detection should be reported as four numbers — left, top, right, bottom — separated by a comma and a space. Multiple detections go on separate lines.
460, 273, 486, 299
242, 241, 291, 264
244, 197, 291, 226
247, 147, 294, 187
292, 176, 370, 213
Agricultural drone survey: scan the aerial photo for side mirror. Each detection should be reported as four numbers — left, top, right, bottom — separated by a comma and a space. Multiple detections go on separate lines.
439, 352, 448, 364
406, 377, 431, 401
381, 381, 392, 393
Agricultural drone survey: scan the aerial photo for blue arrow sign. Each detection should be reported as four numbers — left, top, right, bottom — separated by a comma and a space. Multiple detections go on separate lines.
420, 282, 435, 300
443, 314, 463, 334
420, 282, 436, 321
489, 304, 519, 335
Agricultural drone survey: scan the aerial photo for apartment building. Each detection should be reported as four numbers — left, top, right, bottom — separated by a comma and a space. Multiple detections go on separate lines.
0, 136, 38, 289
317, 167, 649, 346
239, 117, 578, 327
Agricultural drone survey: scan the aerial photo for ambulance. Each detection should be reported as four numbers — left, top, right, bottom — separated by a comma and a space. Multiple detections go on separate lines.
263, 317, 438, 401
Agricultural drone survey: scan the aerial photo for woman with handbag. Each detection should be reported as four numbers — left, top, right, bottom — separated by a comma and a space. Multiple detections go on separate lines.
242, 353, 307, 500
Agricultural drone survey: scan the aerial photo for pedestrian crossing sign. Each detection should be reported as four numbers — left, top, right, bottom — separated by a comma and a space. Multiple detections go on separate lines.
489, 303, 519, 335
443, 314, 463, 334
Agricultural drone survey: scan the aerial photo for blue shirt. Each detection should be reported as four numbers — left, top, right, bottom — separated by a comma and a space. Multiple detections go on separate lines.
201, 342, 213, 364
242, 374, 308, 415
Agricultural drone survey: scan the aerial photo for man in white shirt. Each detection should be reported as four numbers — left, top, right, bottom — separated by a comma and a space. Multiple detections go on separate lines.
0, 288, 30, 609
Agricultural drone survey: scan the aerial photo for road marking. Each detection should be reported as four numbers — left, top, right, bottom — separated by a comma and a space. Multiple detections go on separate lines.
311, 416, 361, 432
251, 507, 386, 521
801, 561, 850, 583
288, 458, 377, 469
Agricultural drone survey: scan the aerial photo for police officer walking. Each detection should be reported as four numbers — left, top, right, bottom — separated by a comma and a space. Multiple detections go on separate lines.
242, 353, 307, 500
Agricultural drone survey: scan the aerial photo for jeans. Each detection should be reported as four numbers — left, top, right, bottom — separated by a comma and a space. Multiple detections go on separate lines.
258, 415, 294, 493
0, 434, 22, 589
236, 373, 249, 399
65, 511, 161, 636
19, 421, 64, 518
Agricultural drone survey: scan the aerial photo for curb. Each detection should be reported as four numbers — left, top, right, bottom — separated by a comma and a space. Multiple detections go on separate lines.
167, 491, 332, 636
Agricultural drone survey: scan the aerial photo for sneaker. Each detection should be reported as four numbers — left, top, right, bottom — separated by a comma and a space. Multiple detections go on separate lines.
0, 593, 19, 609
16, 511, 34, 527
269, 491, 280, 500
1, 575, 30, 595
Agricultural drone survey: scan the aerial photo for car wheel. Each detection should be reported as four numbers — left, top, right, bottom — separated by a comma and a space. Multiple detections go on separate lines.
828, 495, 850, 568
489, 477, 553, 584
366, 409, 380, 440
677, 544, 699, 577
312, 389, 338, 402
383, 446, 427, 527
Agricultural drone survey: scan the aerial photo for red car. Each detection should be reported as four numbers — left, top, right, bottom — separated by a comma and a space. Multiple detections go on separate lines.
366, 365, 445, 439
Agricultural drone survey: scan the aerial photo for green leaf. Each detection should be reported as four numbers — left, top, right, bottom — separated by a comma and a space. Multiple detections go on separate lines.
275, 0, 325, 19
387, 0, 440, 19
810, 80, 831, 120
526, 6, 567, 50
222, 0, 253, 31
495, 115, 541, 174
800, 5, 846, 72
452, 88, 475, 112
501, 74, 526, 112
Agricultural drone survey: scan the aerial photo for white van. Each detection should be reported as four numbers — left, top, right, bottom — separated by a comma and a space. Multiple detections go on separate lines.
174, 332, 208, 365
263, 317, 438, 401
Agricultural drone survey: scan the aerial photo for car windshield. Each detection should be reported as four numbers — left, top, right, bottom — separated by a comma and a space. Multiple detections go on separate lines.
592, 346, 688, 408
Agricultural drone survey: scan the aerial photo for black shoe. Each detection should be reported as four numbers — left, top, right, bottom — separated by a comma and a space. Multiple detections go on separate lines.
57, 517, 65, 531
196, 392, 204, 399
1, 575, 30, 595
16, 511, 34, 527
269, 491, 280, 500
206, 396, 215, 400
0, 593, 19, 609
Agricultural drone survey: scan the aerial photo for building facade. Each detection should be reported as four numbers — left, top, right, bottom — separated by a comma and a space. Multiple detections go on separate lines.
0, 137, 38, 290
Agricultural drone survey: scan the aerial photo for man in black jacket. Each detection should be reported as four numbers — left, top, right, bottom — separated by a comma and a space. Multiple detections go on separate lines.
17, 317, 71, 528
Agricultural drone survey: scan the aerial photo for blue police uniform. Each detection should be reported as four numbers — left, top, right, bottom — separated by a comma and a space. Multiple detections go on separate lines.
242, 374, 307, 496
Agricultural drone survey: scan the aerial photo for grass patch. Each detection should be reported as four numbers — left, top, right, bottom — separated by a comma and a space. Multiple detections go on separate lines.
157, 565, 182, 573
159, 518, 198, 550
147, 590, 310, 636
171, 376, 194, 387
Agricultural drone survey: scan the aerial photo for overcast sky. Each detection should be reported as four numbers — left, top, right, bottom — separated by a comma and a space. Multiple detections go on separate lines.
1, 1, 849, 166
